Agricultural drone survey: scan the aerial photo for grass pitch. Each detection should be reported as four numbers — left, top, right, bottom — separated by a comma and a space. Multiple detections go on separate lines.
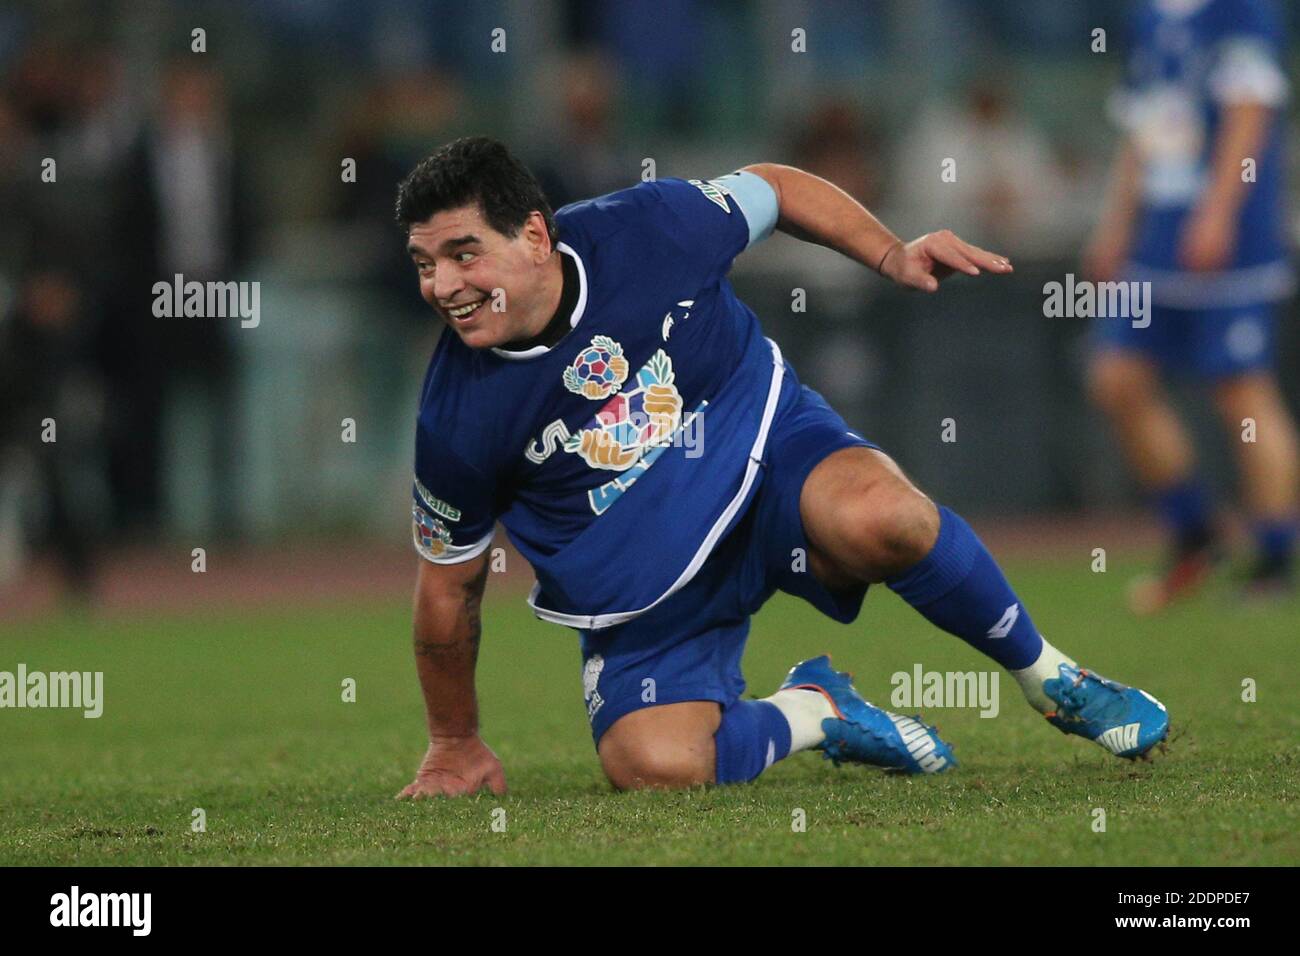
1, 555, 1296, 866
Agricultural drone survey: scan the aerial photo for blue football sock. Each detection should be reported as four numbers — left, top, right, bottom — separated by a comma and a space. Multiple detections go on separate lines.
1254, 518, 1297, 567
1154, 478, 1212, 546
886, 506, 1043, 671
713, 699, 792, 784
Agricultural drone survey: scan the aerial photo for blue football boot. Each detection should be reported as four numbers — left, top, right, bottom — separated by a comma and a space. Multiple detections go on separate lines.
1043, 663, 1169, 759
779, 655, 956, 774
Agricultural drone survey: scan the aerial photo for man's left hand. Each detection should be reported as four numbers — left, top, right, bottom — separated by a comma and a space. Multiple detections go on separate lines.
880, 230, 1013, 292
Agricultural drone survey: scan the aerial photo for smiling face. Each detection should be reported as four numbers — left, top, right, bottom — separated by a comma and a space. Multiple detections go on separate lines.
407, 203, 560, 350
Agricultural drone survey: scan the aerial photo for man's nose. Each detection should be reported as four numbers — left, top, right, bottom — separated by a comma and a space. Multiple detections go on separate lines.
433, 264, 465, 303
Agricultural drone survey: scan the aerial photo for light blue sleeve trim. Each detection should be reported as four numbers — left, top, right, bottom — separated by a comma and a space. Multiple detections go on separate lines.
713, 170, 779, 248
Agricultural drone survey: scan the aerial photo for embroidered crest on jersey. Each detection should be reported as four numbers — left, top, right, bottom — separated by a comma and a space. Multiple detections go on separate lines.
563, 349, 682, 472
412, 503, 454, 558
414, 477, 462, 522
556, 347, 706, 515
562, 335, 629, 400
688, 179, 732, 213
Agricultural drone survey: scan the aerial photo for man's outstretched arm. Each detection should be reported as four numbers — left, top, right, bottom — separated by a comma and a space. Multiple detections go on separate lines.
396, 551, 506, 799
739, 162, 1012, 292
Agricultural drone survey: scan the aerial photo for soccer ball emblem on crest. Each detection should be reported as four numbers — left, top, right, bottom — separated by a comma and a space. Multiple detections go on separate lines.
563, 335, 629, 400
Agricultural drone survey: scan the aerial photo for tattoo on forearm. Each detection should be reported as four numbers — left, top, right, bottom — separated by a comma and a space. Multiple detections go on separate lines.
413, 562, 489, 662
413, 636, 470, 661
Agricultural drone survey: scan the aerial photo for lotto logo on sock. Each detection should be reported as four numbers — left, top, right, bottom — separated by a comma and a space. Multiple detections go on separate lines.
986, 603, 1019, 639
891, 665, 1000, 718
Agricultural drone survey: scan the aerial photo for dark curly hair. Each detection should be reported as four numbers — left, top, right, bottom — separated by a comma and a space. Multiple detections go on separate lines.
395, 136, 557, 245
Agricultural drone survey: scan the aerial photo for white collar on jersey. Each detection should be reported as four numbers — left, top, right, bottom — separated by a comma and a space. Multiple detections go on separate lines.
489, 241, 588, 361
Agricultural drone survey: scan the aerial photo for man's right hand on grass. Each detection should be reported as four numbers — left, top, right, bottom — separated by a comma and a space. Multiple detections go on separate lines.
397, 735, 507, 799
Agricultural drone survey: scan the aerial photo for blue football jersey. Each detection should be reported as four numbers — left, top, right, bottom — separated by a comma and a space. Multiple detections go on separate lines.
411, 172, 784, 629
1113, 0, 1293, 306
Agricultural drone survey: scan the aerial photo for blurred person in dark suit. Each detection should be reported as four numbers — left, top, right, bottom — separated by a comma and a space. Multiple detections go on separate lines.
0, 271, 104, 600
107, 60, 251, 538
0, 92, 37, 283
4, 45, 138, 576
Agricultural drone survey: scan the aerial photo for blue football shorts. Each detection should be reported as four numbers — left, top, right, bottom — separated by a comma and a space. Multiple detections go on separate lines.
1091, 302, 1277, 379
577, 366, 876, 746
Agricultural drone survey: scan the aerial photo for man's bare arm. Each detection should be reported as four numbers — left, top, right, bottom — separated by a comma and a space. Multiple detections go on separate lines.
741, 162, 1012, 292
397, 552, 507, 799
1180, 101, 1273, 272
1083, 139, 1142, 282
1201, 102, 1271, 220
413, 552, 488, 737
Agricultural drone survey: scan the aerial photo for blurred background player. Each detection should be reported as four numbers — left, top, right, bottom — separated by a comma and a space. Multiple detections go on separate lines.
1084, 0, 1299, 610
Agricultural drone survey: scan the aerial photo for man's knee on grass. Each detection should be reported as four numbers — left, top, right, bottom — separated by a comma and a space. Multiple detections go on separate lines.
598, 702, 721, 791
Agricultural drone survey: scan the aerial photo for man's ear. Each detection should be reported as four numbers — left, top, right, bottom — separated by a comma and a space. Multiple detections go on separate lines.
524, 211, 553, 262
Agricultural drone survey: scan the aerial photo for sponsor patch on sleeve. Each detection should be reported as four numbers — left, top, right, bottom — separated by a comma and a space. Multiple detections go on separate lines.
413, 477, 462, 522
687, 178, 733, 213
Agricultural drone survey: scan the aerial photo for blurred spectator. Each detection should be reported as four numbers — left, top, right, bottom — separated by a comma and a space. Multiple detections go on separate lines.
0, 91, 35, 286
105, 60, 251, 538
889, 76, 1071, 254
532, 51, 637, 208
330, 69, 462, 299
7, 44, 146, 545
0, 272, 104, 599
738, 95, 884, 298
573, 0, 706, 134
788, 97, 883, 209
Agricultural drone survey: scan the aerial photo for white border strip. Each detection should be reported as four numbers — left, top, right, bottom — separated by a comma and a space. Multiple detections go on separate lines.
527, 338, 786, 630
1126, 259, 1295, 309
415, 527, 495, 566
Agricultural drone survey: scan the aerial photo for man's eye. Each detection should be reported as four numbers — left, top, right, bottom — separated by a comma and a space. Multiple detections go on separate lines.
455, 252, 475, 263
416, 262, 433, 273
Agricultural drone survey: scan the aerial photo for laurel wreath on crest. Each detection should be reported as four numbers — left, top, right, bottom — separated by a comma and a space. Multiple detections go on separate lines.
592, 335, 623, 356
